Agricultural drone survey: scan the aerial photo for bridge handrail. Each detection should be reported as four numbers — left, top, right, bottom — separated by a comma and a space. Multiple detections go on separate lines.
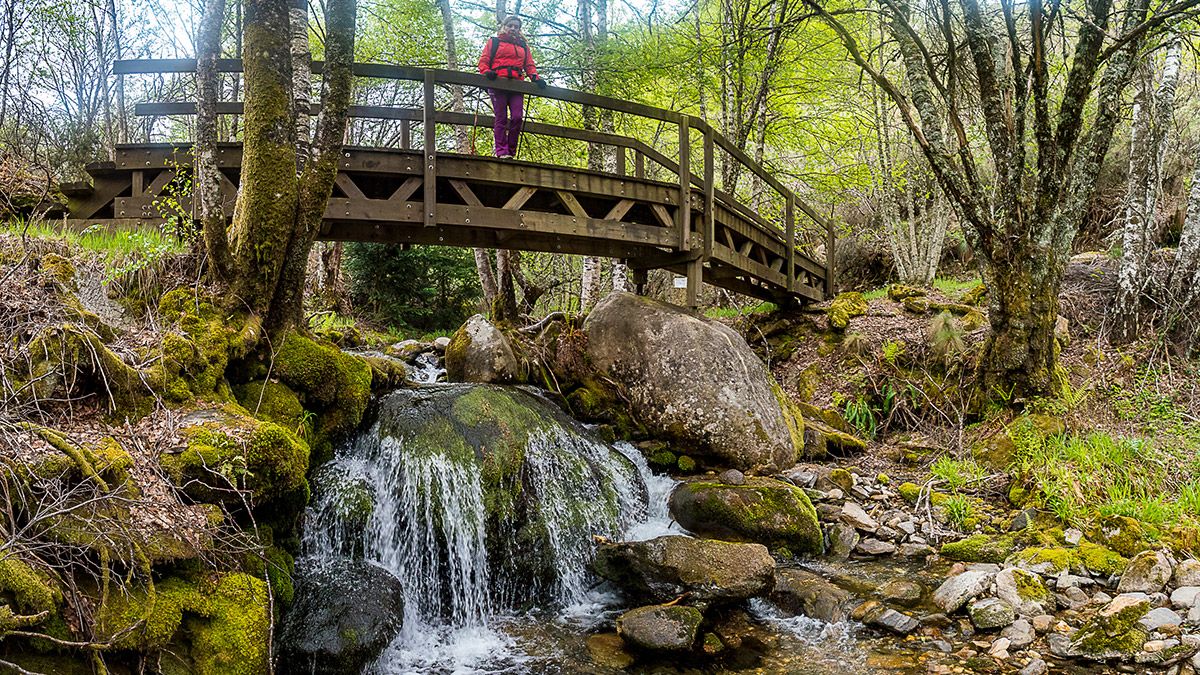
115, 58, 834, 296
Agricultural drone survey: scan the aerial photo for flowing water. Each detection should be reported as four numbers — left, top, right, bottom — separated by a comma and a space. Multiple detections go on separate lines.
301, 384, 936, 674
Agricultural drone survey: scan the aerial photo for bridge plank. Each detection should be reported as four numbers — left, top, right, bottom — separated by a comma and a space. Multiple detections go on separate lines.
388, 177, 423, 202
449, 179, 484, 207
604, 199, 635, 221
555, 191, 589, 219
335, 173, 367, 200
502, 187, 537, 210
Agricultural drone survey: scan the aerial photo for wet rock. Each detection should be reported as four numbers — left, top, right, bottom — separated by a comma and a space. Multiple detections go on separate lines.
770, 569, 852, 623
862, 605, 920, 635
1118, 551, 1174, 594
784, 468, 817, 489
1002, 618, 1036, 649
933, 570, 994, 613
839, 501, 878, 532
616, 604, 703, 652
856, 539, 896, 556
719, 469, 745, 486
668, 478, 823, 554
279, 558, 405, 674
445, 314, 525, 384
587, 633, 636, 669
988, 636, 1011, 658
584, 293, 803, 472
969, 597, 1015, 630
898, 543, 935, 558
880, 579, 923, 607
431, 336, 451, 351
827, 522, 859, 559
995, 567, 1055, 617
594, 535, 775, 608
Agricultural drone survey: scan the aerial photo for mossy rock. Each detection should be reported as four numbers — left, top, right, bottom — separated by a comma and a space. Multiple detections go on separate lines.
21, 324, 148, 412
971, 433, 1016, 472
163, 407, 310, 508
668, 477, 823, 554
940, 534, 1016, 564
959, 284, 987, 307
234, 380, 309, 436
827, 292, 868, 330
152, 288, 245, 404
797, 403, 866, 458
1076, 542, 1128, 576
887, 285, 926, 302
97, 573, 270, 674
1067, 597, 1150, 660
1009, 543, 1127, 577
38, 253, 76, 289
272, 331, 372, 439
1090, 515, 1147, 558
0, 558, 62, 615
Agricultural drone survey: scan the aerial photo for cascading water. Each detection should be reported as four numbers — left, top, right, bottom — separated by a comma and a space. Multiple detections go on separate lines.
301, 384, 664, 673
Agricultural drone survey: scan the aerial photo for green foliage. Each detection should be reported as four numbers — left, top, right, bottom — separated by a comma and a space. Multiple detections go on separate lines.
930, 456, 986, 491
842, 394, 877, 439
704, 301, 778, 319
943, 493, 975, 530
880, 339, 905, 365
3, 220, 186, 285
344, 243, 481, 332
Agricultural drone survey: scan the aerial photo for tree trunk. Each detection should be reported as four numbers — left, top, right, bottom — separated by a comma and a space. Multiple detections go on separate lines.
580, 255, 602, 310
1170, 149, 1200, 350
978, 242, 1062, 399
494, 249, 519, 321
291, 0, 312, 163
197, 0, 234, 280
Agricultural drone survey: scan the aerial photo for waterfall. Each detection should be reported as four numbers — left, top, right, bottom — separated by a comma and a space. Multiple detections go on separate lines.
301, 385, 660, 673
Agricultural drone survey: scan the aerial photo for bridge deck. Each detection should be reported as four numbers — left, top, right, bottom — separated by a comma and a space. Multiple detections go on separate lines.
67, 61, 835, 305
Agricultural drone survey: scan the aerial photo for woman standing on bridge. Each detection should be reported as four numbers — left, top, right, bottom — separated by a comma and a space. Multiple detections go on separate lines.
479, 15, 546, 159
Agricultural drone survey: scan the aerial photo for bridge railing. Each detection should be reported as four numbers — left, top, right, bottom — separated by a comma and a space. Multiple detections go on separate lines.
114, 59, 834, 299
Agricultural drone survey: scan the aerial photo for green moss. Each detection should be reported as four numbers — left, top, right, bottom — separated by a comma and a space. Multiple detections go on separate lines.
770, 379, 806, 463
272, 331, 372, 438
1091, 515, 1146, 558
649, 449, 677, 468
187, 573, 271, 675
1070, 598, 1149, 657
898, 482, 922, 504
672, 478, 823, 554
1076, 542, 1128, 576
1011, 547, 1075, 574
940, 534, 1016, 564
234, 380, 308, 435
677, 455, 697, 472
828, 469, 854, 493
0, 557, 62, 614
827, 292, 868, 330
1011, 568, 1052, 603
97, 577, 204, 650
38, 253, 76, 288
876, 473, 890, 485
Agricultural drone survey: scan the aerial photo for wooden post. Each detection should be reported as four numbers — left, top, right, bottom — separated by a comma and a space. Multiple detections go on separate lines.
616, 147, 626, 176
786, 194, 795, 293
825, 212, 836, 299
686, 257, 703, 308
401, 119, 411, 149
423, 72, 436, 227
677, 115, 690, 252
635, 151, 645, 179
702, 125, 714, 260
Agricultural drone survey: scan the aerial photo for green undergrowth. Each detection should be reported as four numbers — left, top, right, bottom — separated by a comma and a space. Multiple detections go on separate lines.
704, 301, 778, 319
1008, 416, 1200, 533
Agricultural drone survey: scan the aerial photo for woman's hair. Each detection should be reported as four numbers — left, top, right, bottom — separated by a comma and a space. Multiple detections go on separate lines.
501, 15, 521, 27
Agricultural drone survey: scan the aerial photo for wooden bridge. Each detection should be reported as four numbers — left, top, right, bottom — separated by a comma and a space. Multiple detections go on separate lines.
63, 61, 834, 305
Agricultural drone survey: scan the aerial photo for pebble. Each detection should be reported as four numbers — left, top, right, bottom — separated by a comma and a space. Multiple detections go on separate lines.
1032, 615, 1056, 633
856, 538, 896, 556
988, 637, 1011, 658
880, 579, 924, 606
1063, 528, 1083, 546
1047, 633, 1071, 658
1019, 658, 1048, 675
719, 469, 745, 485
875, 525, 899, 541
1002, 619, 1036, 649
826, 488, 845, 500
1140, 607, 1184, 632
827, 522, 859, 559
898, 543, 935, 558
897, 520, 917, 536
839, 501, 878, 532
1175, 560, 1200, 587
928, 639, 953, 653
786, 469, 818, 488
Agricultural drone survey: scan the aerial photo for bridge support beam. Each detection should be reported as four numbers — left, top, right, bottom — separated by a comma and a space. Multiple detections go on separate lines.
685, 256, 703, 308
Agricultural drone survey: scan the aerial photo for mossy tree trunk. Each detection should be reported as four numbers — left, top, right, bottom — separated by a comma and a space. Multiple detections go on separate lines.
200, 0, 357, 334
196, 0, 234, 280
807, 0, 1165, 401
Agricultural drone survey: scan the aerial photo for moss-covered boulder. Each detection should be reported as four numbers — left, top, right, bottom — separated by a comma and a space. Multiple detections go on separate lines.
1091, 515, 1148, 558
0, 558, 62, 616
887, 285, 926, 302
97, 573, 270, 674
583, 292, 803, 472
827, 292, 868, 329
162, 407, 310, 508
615, 604, 702, 652
271, 331, 372, 440
593, 535, 775, 609
798, 403, 866, 458
1067, 594, 1150, 660
668, 478, 823, 554
233, 380, 308, 435
444, 314, 526, 384
278, 559, 404, 674
994, 567, 1054, 617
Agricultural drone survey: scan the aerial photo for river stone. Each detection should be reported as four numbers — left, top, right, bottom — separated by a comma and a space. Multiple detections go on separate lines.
828, 522, 858, 559
1117, 550, 1173, 594
994, 568, 1055, 617
969, 597, 1015, 630
1019, 657, 1048, 675
432, 335, 451, 351
278, 558, 405, 674
719, 469, 745, 486
770, 568, 853, 623
1175, 559, 1200, 587
856, 538, 896, 556
839, 501, 878, 532
583, 292, 803, 472
933, 570, 994, 613
616, 604, 703, 652
586, 633, 635, 669
1172, 586, 1200, 609
1067, 594, 1151, 660
1138, 606, 1183, 631
880, 579, 923, 607
594, 535, 775, 608
1002, 618, 1036, 649
445, 314, 524, 383
668, 478, 823, 554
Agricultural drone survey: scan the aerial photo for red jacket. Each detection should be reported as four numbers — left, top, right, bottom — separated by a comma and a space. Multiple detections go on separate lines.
478, 34, 539, 80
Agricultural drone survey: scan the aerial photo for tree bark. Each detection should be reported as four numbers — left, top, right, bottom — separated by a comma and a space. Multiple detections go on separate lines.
197, 0, 234, 280
291, 0, 312, 164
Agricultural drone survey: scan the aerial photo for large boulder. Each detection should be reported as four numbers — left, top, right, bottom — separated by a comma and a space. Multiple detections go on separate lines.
278, 559, 405, 674
593, 535, 775, 608
445, 314, 525, 384
1067, 594, 1151, 660
583, 293, 803, 472
616, 604, 703, 652
770, 569, 853, 623
668, 478, 823, 554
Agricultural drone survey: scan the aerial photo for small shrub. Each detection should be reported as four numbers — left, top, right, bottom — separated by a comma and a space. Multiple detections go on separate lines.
943, 494, 975, 530
930, 456, 986, 492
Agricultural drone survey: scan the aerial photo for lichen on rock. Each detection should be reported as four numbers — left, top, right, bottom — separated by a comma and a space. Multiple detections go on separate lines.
668, 477, 823, 554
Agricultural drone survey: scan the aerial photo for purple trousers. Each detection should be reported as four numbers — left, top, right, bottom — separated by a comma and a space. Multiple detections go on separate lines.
489, 88, 524, 157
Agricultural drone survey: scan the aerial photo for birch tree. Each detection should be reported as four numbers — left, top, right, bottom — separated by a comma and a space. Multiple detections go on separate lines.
807, 0, 1199, 399
1114, 39, 1182, 341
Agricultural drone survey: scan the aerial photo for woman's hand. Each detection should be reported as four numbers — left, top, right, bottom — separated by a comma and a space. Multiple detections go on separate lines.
485, 70, 497, 80
532, 75, 547, 89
